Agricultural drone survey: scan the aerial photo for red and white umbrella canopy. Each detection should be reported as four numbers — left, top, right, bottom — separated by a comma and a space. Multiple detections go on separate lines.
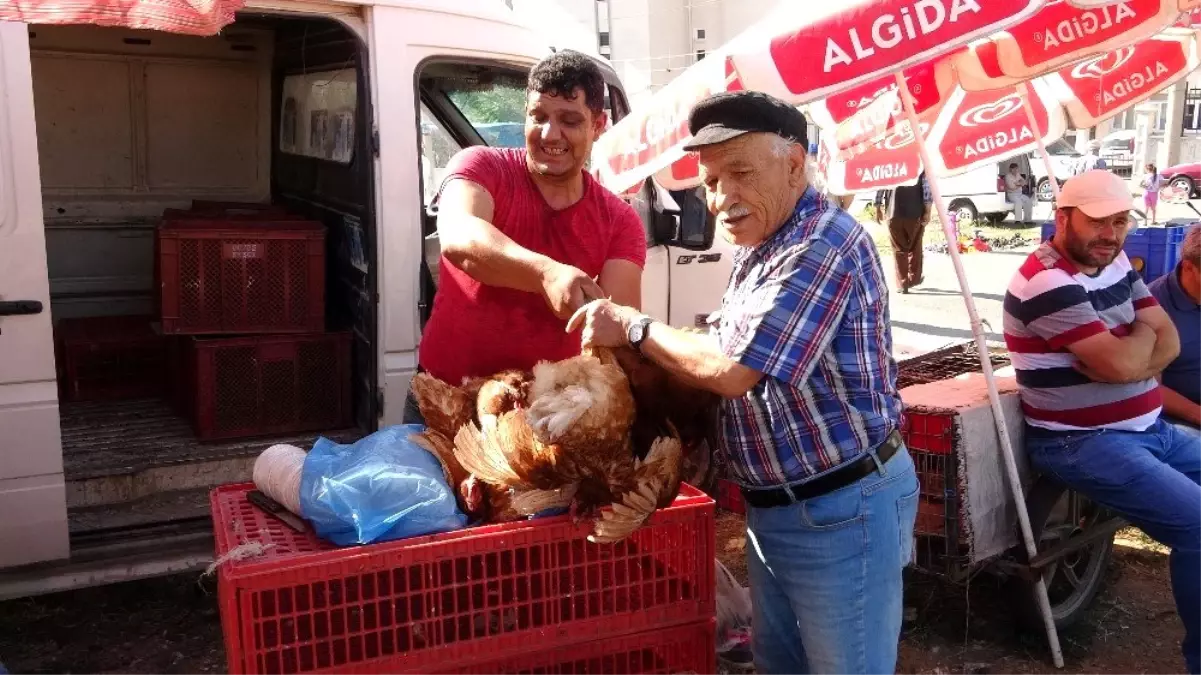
817, 120, 927, 195
0, 0, 242, 36
1045, 31, 1201, 127
818, 32, 1201, 194
591, 0, 1045, 194
954, 0, 1186, 89
817, 81, 1065, 194
1068, 0, 1200, 8
816, 0, 1186, 159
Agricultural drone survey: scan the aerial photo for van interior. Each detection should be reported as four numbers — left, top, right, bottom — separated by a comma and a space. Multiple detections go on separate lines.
28, 16, 382, 558
16, 15, 641, 574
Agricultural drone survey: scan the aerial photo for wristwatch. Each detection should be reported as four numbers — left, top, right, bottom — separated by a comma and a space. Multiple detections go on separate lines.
627, 315, 654, 353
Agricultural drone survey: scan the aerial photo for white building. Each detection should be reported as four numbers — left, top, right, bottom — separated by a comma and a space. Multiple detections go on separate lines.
550, 0, 777, 107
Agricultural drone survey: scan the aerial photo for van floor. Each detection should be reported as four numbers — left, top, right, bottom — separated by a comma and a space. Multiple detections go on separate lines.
61, 398, 359, 528
61, 398, 357, 480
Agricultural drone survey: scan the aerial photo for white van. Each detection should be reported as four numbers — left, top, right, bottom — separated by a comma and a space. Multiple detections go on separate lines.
0, 0, 730, 598
938, 150, 1073, 224
936, 163, 1015, 225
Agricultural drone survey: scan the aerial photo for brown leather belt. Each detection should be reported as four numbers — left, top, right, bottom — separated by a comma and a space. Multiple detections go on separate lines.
740, 430, 904, 509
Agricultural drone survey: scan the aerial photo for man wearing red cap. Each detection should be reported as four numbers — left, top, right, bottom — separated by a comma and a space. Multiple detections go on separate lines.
1003, 169, 1199, 674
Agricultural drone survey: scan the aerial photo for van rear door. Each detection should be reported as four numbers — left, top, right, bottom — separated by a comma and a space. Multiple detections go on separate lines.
0, 21, 69, 567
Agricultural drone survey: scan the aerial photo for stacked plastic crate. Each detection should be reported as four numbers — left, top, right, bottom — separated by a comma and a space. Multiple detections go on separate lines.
209, 482, 717, 674
896, 343, 1015, 572
155, 200, 351, 441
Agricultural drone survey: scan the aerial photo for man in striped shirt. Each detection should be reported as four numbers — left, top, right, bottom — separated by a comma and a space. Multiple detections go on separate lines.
1004, 170, 1198, 674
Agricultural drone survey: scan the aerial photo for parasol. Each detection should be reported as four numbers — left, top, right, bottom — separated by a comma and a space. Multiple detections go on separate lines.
590, 0, 1045, 195
814, 32, 1201, 197
0, 0, 243, 36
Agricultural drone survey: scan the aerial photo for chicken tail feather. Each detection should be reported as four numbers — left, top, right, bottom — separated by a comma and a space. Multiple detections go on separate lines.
588, 433, 684, 544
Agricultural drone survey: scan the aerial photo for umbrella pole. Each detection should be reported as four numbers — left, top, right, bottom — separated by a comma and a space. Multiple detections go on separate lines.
894, 73, 1066, 670
1018, 85, 1064, 204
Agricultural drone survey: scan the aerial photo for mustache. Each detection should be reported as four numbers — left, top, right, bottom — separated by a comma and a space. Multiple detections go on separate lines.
722, 204, 751, 220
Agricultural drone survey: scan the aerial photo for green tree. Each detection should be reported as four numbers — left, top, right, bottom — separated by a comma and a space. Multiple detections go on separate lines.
450, 87, 526, 125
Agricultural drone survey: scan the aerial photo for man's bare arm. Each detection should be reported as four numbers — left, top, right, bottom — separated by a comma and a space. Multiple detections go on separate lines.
638, 324, 762, 399
1074, 307, 1181, 384
598, 259, 642, 310
1068, 323, 1159, 383
437, 178, 602, 318
1159, 377, 1201, 426
1136, 305, 1182, 374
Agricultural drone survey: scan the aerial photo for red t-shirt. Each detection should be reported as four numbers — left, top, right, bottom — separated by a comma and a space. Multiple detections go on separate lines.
419, 147, 647, 385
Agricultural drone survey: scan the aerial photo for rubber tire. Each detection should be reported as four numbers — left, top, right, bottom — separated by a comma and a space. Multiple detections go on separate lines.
1170, 175, 1196, 199
1010, 478, 1115, 632
948, 198, 978, 226
1036, 178, 1054, 202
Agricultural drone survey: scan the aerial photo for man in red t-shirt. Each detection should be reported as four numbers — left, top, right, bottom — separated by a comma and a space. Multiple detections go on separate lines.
405, 50, 646, 421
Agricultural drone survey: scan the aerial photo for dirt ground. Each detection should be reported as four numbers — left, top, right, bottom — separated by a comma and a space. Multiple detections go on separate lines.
0, 512, 1183, 674
716, 512, 1185, 675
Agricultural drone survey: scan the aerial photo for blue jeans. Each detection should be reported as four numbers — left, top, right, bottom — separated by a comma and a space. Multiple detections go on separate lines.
1026, 418, 1201, 674
745, 446, 919, 674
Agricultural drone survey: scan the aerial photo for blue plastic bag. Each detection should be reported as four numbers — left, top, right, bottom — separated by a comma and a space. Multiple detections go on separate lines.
300, 424, 468, 546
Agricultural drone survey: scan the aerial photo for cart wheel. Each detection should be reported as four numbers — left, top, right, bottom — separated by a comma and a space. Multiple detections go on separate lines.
1010, 478, 1115, 631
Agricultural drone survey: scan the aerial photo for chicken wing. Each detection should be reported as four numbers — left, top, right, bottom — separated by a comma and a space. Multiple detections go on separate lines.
410, 372, 473, 439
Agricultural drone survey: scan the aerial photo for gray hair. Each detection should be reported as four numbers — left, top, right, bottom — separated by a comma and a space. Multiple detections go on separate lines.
768, 135, 801, 158
1183, 224, 1201, 267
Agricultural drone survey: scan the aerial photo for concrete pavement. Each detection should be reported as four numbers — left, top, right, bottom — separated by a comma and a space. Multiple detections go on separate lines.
875, 198, 1200, 360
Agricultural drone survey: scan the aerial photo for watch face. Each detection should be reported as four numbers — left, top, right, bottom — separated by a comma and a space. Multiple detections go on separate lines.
629, 322, 645, 344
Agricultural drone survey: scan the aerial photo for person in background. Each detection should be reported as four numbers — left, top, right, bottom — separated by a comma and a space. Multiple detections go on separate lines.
1148, 225, 1201, 434
1075, 140, 1109, 175
1004, 169, 1197, 674
570, 90, 917, 675
1141, 163, 1163, 225
405, 49, 646, 422
876, 173, 932, 293
1005, 162, 1034, 225
806, 150, 855, 210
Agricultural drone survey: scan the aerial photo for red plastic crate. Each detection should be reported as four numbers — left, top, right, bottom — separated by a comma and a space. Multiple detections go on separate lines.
441, 619, 716, 674
186, 332, 352, 441
187, 200, 293, 217
157, 219, 326, 334
163, 208, 307, 222
914, 496, 948, 537
715, 479, 745, 515
54, 315, 166, 402
900, 410, 956, 455
210, 482, 716, 675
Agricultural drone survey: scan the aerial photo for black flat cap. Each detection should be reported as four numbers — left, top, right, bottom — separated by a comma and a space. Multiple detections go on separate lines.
683, 90, 808, 151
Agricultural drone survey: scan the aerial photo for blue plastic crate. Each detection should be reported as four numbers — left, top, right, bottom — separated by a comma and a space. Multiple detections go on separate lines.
1040, 222, 1188, 283
1124, 225, 1188, 283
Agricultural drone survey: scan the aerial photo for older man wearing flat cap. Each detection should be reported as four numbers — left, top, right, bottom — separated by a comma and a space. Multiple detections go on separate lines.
570, 91, 918, 674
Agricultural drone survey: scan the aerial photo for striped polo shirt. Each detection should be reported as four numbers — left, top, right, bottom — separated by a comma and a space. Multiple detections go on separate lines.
1003, 242, 1163, 432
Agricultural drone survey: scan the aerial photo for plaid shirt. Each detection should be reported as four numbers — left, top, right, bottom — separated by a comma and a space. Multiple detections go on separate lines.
714, 187, 902, 488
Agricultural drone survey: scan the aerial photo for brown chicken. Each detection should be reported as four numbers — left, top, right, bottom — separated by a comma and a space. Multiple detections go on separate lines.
410, 345, 708, 542
411, 369, 535, 521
